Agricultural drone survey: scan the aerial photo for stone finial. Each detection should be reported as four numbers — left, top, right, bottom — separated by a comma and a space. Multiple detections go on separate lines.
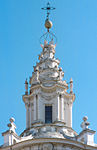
59, 68, 63, 80
81, 116, 90, 130
10, 117, 15, 123
70, 78, 73, 94
25, 78, 28, 95
7, 117, 16, 133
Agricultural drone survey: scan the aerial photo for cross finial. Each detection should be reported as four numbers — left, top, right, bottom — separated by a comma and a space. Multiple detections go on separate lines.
41, 2, 56, 20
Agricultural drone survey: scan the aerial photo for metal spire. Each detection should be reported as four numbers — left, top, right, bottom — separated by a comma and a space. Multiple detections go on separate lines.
40, 2, 57, 45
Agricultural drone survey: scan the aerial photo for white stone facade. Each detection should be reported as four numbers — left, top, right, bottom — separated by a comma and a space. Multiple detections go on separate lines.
0, 3, 97, 150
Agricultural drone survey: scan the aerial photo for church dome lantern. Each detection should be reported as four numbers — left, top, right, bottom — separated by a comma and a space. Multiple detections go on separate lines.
1, 2, 97, 150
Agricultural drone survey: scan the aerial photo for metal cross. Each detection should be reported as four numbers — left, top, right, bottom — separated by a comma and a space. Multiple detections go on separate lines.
41, 2, 56, 19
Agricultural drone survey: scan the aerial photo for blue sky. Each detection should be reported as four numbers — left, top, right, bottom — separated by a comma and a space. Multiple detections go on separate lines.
0, 0, 97, 145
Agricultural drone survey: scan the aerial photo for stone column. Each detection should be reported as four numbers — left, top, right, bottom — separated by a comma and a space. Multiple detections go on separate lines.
53, 100, 56, 122
33, 95, 36, 121
61, 96, 64, 122
38, 94, 41, 121
36, 95, 38, 120
64, 100, 67, 125
25, 103, 30, 129
56, 94, 60, 121
67, 101, 72, 127
30, 102, 33, 127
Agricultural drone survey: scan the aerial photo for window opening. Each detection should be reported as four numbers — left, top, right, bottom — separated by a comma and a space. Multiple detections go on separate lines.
45, 106, 52, 123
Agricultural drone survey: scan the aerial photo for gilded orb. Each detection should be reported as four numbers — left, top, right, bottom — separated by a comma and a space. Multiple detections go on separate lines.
45, 19, 53, 29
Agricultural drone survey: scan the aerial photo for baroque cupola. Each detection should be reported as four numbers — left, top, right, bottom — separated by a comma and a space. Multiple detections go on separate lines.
22, 2, 76, 137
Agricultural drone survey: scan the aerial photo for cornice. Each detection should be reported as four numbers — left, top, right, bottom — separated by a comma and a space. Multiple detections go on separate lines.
1, 137, 97, 150
23, 83, 75, 102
